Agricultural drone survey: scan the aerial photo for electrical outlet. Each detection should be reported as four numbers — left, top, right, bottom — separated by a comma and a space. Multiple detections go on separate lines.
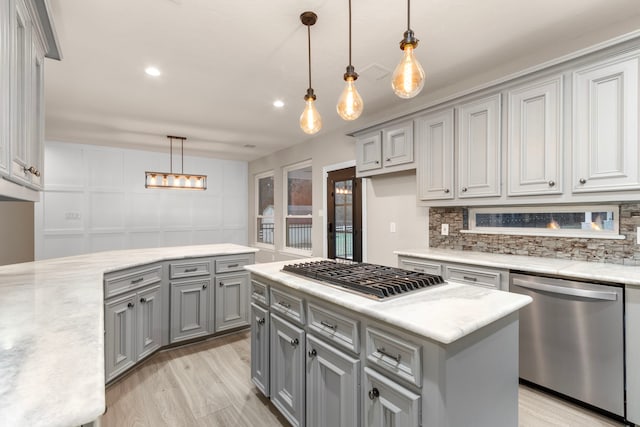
65, 212, 81, 220
441, 224, 449, 236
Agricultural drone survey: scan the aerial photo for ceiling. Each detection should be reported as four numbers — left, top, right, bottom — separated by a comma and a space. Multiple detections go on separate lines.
45, 0, 640, 161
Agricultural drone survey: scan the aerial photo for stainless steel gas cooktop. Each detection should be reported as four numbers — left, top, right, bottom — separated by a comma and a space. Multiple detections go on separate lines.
281, 260, 445, 300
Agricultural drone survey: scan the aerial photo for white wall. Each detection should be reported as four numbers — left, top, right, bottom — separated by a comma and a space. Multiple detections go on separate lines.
35, 141, 248, 260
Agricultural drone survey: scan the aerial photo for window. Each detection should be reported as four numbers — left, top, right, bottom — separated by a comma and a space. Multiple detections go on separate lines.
284, 161, 312, 252
467, 205, 623, 239
255, 172, 274, 245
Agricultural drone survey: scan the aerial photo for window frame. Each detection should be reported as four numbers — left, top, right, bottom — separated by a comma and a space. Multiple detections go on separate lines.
255, 170, 275, 248
283, 160, 313, 255
465, 204, 624, 240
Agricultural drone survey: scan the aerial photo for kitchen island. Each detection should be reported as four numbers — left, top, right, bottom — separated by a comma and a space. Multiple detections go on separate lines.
246, 260, 532, 427
0, 243, 257, 427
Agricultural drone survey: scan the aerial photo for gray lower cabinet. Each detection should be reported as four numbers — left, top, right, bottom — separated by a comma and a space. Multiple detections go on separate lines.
105, 283, 163, 382
170, 278, 211, 343
364, 367, 421, 427
270, 313, 306, 427
250, 303, 270, 396
306, 334, 360, 427
215, 272, 249, 333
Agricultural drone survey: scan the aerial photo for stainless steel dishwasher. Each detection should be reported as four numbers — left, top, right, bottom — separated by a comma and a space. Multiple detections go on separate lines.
510, 273, 624, 417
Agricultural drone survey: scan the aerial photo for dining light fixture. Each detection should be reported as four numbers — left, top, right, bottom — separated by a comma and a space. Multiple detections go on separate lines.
145, 136, 207, 190
336, 0, 363, 121
391, 0, 425, 99
299, 11, 322, 135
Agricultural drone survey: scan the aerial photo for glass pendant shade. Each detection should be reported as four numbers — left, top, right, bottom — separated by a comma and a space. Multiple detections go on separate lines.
392, 44, 425, 99
337, 76, 363, 120
300, 97, 322, 135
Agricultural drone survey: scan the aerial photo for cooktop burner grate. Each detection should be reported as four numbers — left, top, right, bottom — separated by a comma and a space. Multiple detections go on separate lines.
281, 260, 445, 299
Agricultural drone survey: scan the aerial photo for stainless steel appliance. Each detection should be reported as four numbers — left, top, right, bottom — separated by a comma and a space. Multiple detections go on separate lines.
281, 260, 445, 299
510, 273, 624, 417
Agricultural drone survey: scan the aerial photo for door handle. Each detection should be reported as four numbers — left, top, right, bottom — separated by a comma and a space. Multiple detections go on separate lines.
512, 278, 618, 301
328, 222, 333, 233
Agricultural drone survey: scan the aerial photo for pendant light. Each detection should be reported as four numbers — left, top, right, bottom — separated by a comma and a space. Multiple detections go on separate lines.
391, 0, 425, 99
145, 136, 207, 190
299, 11, 322, 135
336, 0, 363, 121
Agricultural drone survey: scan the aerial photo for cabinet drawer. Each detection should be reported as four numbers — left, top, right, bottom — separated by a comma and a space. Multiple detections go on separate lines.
215, 254, 253, 274
251, 280, 269, 306
398, 257, 442, 276
366, 327, 422, 387
169, 259, 211, 279
270, 287, 305, 325
307, 302, 360, 354
105, 264, 163, 298
445, 265, 501, 289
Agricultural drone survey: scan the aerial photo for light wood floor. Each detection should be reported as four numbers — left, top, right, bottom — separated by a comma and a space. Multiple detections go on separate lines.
103, 331, 624, 427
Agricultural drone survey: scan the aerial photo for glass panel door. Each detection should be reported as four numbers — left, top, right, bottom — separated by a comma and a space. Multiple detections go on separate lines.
327, 167, 362, 262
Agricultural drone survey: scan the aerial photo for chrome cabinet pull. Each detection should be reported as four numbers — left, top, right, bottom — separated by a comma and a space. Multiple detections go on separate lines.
227, 263, 239, 268
320, 320, 337, 330
374, 160, 380, 164
308, 349, 317, 358
385, 158, 391, 162
290, 338, 299, 347
257, 317, 265, 326
368, 388, 380, 400
461, 187, 468, 192
512, 278, 618, 301
444, 188, 450, 193
139, 297, 147, 303
202, 284, 208, 289
463, 276, 478, 282
579, 178, 587, 184
377, 347, 401, 363
184, 267, 197, 273
127, 302, 134, 309
278, 301, 291, 309
219, 281, 224, 287
548, 180, 555, 187
131, 277, 144, 284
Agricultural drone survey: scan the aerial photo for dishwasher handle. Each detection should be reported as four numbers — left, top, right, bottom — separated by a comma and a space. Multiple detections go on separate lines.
512, 278, 618, 301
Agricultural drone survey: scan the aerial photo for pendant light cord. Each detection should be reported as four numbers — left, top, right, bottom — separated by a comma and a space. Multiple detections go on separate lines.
348, 0, 352, 66
307, 24, 312, 89
407, 0, 410, 30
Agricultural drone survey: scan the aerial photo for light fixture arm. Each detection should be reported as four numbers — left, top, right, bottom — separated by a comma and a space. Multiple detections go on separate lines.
407, 0, 410, 31
344, 0, 358, 81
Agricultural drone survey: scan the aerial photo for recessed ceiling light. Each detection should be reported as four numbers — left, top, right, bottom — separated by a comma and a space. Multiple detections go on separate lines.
273, 100, 285, 108
145, 66, 161, 77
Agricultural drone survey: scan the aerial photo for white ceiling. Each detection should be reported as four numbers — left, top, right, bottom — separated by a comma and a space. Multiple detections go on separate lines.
45, 0, 640, 161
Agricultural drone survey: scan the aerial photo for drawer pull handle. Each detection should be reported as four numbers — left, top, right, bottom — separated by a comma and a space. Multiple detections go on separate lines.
278, 301, 291, 309
203, 284, 208, 289
368, 387, 380, 400
257, 318, 265, 326
290, 338, 299, 347
308, 349, 317, 358
227, 263, 239, 268
548, 180, 555, 187
320, 320, 337, 330
254, 289, 264, 295
219, 281, 224, 287
184, 267, 198, 273
414, 268, 424, 272
377, 347, 401, 363
461, 187, 468, 192
139, 297, 147, 303
127, 302, 134, 309
579, 178, 587, 184
131, 277, 144, 284
385, 158, 391, 162
444, 188, 450, 193
374, 160, 380, 164
463, 276, 478, 282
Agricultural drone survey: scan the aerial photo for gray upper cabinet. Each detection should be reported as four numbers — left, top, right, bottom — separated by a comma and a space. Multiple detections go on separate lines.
270, 313, 306, 427
170, 278, 210, 343
214, 272, 249, 333
306, 334, 360, 427
572, 50, 640, 193
508, 76, 563, 196
457, 93, 502, 198
251, 303, 270, 397
356, 121, 415, 177
416, 109, 454, 201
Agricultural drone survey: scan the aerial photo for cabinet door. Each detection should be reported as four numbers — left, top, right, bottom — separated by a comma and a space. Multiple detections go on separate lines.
306, 334, 360, 427
573, 52, 640, 192
10, 0, 31, 185
364, 367, 421, 427
136, 284, 162, 360
416, 110, 454, 200
27, 30, 45, 188
251, 303, 270, 397
457, 94, 501, 198
105, 293, 136, 382
270, 313, 305, 427
214, 272, 249, 333
0, 0, 10, 176
382, 121, 414, 167
170, 279, 210, 343
356, 132, 382, 173
508, 76, 563, 196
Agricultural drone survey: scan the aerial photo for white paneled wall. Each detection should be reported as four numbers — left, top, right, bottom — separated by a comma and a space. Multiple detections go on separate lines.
34, 141, 248, 260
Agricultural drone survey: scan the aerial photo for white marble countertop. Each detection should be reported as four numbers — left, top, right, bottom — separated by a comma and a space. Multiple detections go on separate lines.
245, 259, 532, 345
394, 248, 640, 287
0, 244, 258, 427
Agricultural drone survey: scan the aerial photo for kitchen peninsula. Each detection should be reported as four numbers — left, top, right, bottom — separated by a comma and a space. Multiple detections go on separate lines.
246, 260, 532, 427
0, 244, 257, 427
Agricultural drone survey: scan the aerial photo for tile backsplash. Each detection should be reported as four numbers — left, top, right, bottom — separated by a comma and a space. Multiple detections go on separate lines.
429, 202, 640, 265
